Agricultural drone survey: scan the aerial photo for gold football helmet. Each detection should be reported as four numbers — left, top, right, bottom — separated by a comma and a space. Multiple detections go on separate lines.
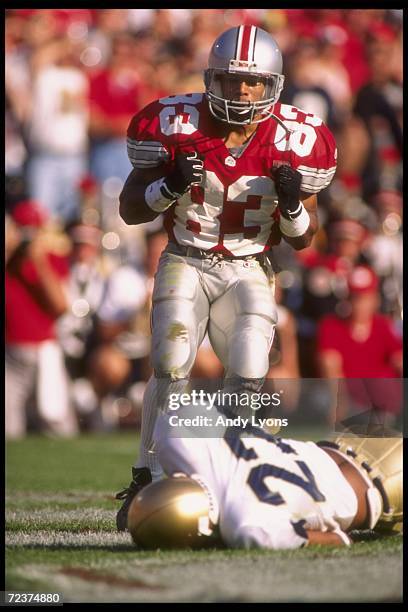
318, 435, 403, 533
127, 474, 220, 549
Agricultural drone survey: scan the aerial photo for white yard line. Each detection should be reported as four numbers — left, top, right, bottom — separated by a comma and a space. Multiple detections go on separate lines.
6, 530, 131, 547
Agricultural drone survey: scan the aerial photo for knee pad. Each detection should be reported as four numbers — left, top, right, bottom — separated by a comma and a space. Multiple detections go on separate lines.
150, 262, 209, 378
223, 375, 265, 395
228, 324, 274, 380
151, 318, 197, 379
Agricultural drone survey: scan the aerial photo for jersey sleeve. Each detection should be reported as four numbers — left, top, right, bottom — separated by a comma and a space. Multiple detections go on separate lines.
126, 100, 171, 169
232, 517, 308, 550
290, 113, 337, 194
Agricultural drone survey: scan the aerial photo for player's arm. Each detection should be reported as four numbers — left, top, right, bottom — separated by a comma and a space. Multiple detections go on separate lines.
272, 116, 337, 250
119, 154, 204, 226
234, 520, 350, 550
306, 529, 351, 547
119, 167, 168, 225
274, 166, 318, 251
290, 191, 318, 250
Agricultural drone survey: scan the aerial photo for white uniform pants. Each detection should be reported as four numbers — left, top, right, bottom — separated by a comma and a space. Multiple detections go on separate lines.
151, 245, 278, 387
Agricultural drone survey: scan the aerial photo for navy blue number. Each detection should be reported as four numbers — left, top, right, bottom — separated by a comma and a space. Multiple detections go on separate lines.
247, 465, 285, 506
224, 430, 257, 460
224, 425, 297, 457
248, 461, 326, 506
224, 428, 325, 505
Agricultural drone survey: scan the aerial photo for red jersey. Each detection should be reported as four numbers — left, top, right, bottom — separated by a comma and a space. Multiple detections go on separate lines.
317, 313, 402, 378
127, 93, 337, 256
5, 253, 69, 344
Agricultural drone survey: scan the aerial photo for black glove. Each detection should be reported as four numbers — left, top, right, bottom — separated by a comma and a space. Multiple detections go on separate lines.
162, 152, 204, 199
348, 529, 398, 543
274, 165, 303, 220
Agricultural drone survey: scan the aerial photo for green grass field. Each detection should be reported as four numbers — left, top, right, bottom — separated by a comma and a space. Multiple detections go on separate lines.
5, 432, 403, 603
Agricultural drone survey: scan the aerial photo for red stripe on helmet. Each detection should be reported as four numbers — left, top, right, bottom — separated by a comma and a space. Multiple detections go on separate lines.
239, 25, 252, 62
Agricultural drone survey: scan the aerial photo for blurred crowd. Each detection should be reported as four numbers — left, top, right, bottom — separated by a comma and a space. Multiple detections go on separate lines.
5, 8, 403, 437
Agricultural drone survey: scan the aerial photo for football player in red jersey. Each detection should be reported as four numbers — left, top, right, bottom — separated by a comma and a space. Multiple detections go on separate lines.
115, 25, 337, 531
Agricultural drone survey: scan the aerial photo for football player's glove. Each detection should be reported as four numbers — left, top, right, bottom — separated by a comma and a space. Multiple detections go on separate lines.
273, 165, 303, 220
348, 528, 401, 542
162, 152, 204, 200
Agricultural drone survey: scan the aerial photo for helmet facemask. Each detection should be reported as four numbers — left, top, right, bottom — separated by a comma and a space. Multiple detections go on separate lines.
204, 68, 285, 125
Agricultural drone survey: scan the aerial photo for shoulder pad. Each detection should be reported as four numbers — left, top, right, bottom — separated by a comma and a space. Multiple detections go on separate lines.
127, 139, 170, 169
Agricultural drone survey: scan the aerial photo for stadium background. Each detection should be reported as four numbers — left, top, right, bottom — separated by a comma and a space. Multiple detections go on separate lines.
5, 8, 403, 435
5, 9, 403, 603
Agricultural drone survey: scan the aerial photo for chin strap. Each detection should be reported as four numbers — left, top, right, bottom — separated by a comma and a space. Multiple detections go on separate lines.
207, 92, 292, 128
268, 112, 293, 134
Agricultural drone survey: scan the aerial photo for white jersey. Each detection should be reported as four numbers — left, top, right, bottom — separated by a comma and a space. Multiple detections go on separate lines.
154, 410, 357, 549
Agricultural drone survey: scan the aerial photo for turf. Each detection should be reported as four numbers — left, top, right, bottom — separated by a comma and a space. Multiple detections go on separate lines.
5, 432, 403, 603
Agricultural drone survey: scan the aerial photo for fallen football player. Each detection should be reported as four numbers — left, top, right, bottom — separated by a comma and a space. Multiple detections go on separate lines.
126, 409, 402, 549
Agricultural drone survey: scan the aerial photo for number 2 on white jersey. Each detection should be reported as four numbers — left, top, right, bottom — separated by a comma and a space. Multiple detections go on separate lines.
224, 428, 325, 505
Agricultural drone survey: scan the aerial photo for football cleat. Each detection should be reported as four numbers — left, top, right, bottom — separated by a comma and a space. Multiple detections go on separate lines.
127, 473, 221, 549
115, 467, 152, 532
318, 436, 402, 533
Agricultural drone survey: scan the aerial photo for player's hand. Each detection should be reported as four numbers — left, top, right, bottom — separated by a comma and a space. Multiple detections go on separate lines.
348, 529, 400, 543
273, 165, 303, 220
163, 152, 204, 199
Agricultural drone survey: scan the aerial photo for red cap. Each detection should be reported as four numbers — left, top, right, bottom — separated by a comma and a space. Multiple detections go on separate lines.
78, 174, 98, 194
347, 266, 378, 295
10, 200, 48, 228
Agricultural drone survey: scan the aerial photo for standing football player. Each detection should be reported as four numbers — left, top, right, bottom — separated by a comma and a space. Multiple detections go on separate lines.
116, 25, 337, 531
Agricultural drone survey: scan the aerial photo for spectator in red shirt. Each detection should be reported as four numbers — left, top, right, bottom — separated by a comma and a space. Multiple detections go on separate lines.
5, 200, 78, 438
316, 265, 402, 427
88, 32, 146, 185
295, 216, 369, 377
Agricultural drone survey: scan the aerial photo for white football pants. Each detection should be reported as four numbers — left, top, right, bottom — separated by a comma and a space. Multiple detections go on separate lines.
135, 245, 277, 479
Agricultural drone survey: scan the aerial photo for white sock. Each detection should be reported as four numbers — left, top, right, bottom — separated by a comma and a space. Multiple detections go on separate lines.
134, 375, 188, 481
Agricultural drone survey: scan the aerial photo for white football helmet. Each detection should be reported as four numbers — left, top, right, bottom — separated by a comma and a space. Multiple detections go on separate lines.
204, 25, 285, 125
